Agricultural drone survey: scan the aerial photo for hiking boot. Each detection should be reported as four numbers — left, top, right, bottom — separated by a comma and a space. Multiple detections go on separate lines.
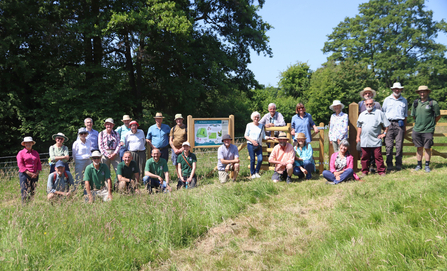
286, 176, 292, 184
414, 165, 422, 171
387, 165, 394, 171
425, 166, 431, 173
395, 166, 402, 171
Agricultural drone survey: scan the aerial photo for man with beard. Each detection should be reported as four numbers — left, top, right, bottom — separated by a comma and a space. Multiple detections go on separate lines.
356, 98, 390, 177
382, 82, 407, 171
217, 134, 240, 183
83, 150, 112, 202
268, 132, 295, 183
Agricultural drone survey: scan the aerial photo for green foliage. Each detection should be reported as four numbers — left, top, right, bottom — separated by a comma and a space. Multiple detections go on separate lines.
278, 62, 312, 98
249, 86, 298, 123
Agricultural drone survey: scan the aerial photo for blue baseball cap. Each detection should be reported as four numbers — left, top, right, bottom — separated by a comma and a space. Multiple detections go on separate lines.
55, 160, 65, 168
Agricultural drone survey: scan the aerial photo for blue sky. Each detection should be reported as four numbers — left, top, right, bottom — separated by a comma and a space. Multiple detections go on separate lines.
248, 0, 447, 87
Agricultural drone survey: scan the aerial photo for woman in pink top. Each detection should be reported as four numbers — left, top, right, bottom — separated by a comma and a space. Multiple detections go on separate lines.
16, 137, 42, 202
323, 140, 359, 184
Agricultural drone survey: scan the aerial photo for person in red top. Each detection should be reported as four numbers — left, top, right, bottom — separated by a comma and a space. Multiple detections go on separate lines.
16, 137, 42, 203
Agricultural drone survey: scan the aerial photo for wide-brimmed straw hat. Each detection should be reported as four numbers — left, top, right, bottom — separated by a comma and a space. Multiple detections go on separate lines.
104, 118, 114, 125
416, 85, 431, 93
21, 136, 36, 146
122, 115, 132, 121
154, 112, 164, 119
91, 150, 102, 158
52, 132, 69, 141
129, 120, 139, 127
277, 132, 288, 140
174, 114, 184, 120
295, 133, 307, 140
329, 100, 345, 111
391, 82, 404, 90
359, 87, 377, 98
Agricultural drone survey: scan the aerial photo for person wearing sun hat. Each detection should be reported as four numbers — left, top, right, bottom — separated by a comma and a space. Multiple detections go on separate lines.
49, 132, 70, 174
83, 150, 112, 202
382, 82, 408, 171
358, 87, 382, 113
72, 127, 92, 187
98, 118, 121, 180
16, 136, 42, 203
146, 112, 171, 161
123, 120, 146, 179
169, 113, 187, 171
116, 115, 132, 161
269, 132, 295, 183
293, 133, 315, 180
328, 100, 348, 152
411, 85, 441, 173
217, 134, 240, 183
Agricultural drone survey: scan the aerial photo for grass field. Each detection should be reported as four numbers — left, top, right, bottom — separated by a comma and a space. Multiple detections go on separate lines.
1, 135, 447, 270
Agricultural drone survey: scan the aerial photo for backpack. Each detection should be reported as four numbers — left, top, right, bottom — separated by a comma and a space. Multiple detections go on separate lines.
413, 98, 434, 113
53, 171, 68, 185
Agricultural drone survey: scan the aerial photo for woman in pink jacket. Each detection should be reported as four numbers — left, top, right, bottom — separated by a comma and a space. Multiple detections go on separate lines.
323, 140, 359, 184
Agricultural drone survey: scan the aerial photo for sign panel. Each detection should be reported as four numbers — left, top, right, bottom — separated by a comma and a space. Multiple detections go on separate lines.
194, 120, 228, 146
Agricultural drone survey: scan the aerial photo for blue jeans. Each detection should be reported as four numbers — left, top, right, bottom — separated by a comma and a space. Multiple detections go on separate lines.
323, 168, 354, 184
247, 143, 263, 175
294, 160, 314, 179
119, 146, 128, 161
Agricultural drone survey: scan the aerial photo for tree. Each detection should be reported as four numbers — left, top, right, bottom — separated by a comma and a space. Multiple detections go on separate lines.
323, 0, 447, 88
278, 62, 312, 98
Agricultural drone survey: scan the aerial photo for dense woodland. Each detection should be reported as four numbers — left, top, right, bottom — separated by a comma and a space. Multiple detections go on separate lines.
1, 0, 446, 156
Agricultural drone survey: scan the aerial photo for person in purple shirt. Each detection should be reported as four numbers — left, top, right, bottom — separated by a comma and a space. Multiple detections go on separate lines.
16, 137, 42, 203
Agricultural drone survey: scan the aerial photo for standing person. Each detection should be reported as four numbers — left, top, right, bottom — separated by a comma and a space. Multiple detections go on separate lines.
47, 160, 75, 200
328, 100, 348, 152
291, 103, 319, 143
323, 140, 360, 184
72, 127, 91, 187
269, 132, 295, 183
170, 114, 187, 173
245, 111, 275, 179
382, 82, 408, 171
49, 133, 70, 173
217, 134, 240, 183
259, 103, 286, 137
84, 118, 99, 151
143, 149, 171, 193
356, 98, 390, 177
116, 151, 140, 193
411, 86, 441, 172
16, 137, 42, 203
146, 112, 171, 162
177, 142, 197, 189
98, 118, 121, 179
293, 133, 315, 180
83, 150, 112, 202
116, 115, 132, 161
123, 121, 146, 180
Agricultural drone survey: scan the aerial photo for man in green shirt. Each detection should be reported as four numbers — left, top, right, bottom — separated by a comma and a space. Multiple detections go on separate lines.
83, 150, 112, 202
411, 85, 441, 172
143, 149, 171, 193
176, 142, 197, 189
117, 151, 140, 193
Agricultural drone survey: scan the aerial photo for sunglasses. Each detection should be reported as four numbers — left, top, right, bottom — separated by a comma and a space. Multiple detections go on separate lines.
79, 133, 88, 135
92, 157, 101, 160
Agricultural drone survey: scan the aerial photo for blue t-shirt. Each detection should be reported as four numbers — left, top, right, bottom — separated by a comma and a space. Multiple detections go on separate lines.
291, 113, 315, 144
146, 124, 170, 148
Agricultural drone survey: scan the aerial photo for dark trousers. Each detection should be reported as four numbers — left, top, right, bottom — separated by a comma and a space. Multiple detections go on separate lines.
119, 146, 128, 161
159, 146, 169, 162
323, 168, 354, 184
19, 172, 39, 203
385, 121, 404, 167
361, 147, 386, 175
177, 175, 197, 189
247, 143, 263, 175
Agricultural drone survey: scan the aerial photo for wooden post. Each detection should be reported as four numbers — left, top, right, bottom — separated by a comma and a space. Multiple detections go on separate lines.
286, 123, 292, 143
319, 122, 324, 173
348, 103, 359, 171
229, 114, 235, 145
328, 123, 334, 160
187, 115, 194, 151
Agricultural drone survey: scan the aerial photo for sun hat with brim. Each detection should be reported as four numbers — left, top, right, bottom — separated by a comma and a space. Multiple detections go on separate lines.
416, 85, 431, 93
329, 100, 345, 111
182, 141, 191, 147
21, 136, 36, 146
52, 132, 69, 141
129, 120, 139, 127
122, 115, 132, 121
154, 112, 164, 119
359, 87, 377, 98
174, 114, 184, 120
295, 133, 307, 140
391, 82, 404, 90
277, 132, 288, 140
222, 134, 232, 141
55, 160, 65, 168
104, 118, 114, 125
90, 150, 102, 158
78, 127, 88, 134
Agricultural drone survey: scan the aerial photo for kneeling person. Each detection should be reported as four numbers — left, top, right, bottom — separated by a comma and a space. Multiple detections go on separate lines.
177, 142, 197, 189
143, 149, 171, 193
217, 134, 240, 183
47, 160, 75, 200
117, 151, 140, 193
84, 150, 113, 202
269, 132, 295, 183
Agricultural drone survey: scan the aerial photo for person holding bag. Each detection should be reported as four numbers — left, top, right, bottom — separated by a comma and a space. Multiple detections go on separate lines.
176, 142, 197, 189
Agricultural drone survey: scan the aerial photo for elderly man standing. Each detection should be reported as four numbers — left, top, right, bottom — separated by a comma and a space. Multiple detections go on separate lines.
217, 134, 240, 183
98, 118, 121, 179
411, 86, 441, 173
268, 132, 295, 183
143, 148, 171, 193
382, 82, 407, 171
84, 150, 112, 202
170, 114, 187, 172
84, 118, 99, 151
123, 120, 146, 179
47, 160, 75, 200
146, 113, 171, 162
116, 115, 132, 160
259, 103, 286, 137
356, 98, 390, 176
117, 151, 140, 193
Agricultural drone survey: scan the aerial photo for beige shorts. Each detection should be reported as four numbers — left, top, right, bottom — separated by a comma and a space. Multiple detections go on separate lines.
218, 170, 229, 183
